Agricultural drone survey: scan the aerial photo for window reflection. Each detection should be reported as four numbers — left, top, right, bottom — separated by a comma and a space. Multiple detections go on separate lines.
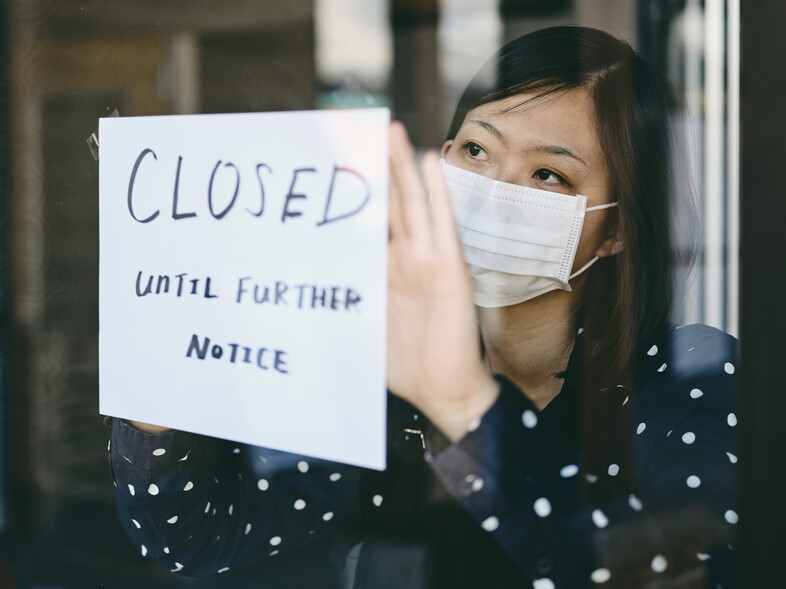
1, 0, 739, 586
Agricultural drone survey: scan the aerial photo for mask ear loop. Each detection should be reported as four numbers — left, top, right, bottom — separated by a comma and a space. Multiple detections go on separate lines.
586, 201, 619, 212
569, 202, 620, 280
569, 256, 600, 280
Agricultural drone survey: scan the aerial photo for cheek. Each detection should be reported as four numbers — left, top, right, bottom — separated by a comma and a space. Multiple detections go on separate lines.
576, 215, 608, 257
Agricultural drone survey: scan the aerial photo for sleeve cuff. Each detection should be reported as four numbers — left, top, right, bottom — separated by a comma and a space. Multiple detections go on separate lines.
109, 417, 203, 472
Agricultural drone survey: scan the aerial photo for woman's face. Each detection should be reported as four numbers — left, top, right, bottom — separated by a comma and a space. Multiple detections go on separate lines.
441, 88, 620, 272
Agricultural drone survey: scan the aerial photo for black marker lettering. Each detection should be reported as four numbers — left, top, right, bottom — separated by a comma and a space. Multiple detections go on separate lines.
136, 271, 153, 296
274, 350, 288, 374
175, 273, 187, 296
345, 288, 362, 310
127, 149, 160, 223
208, 160, 240, 220
204, 277, 218, 299
275, 281, 288, 305
237, 277, 250, 303
254, 285, 270, 304
172, 155, 197, 220
249, 163, 271, 217
186, 334, 209, 359
317, 165, 370, 226
281, 168, 316, 222
156, 275, 170, 294
330, 286, 341, 310
256, 348, 269, 370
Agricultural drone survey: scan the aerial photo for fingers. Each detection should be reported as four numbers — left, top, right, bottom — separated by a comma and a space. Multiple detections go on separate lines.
389, 122, 429, 240
388, 125, 406, 240
422, 152, 462, 257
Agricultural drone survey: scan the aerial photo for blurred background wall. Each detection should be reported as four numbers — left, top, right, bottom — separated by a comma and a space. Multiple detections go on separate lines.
0, 0, 739, 586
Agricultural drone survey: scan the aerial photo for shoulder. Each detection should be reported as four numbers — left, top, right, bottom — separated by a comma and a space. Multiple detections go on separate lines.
634, 324, 738, 422
641, 323, 738, 383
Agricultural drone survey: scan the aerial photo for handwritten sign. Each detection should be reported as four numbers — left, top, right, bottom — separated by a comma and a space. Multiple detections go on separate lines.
99, 109, 389, 470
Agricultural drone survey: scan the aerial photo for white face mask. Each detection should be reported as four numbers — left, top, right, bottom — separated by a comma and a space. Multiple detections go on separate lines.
440, 160, 618, 308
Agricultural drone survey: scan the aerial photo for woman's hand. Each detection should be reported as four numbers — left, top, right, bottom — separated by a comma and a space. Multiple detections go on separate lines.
387, 122, 498, 442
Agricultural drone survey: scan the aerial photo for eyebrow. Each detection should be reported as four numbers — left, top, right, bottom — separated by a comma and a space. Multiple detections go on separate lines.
524, 145, 588, 168
464, 119, 588, 168
465, 119, 509, 146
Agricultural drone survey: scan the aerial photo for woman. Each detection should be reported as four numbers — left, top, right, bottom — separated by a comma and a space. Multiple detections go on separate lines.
109, 27, 737, 587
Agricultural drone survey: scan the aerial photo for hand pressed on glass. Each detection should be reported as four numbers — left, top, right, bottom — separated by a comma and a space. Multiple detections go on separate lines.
386, 122, 498, 442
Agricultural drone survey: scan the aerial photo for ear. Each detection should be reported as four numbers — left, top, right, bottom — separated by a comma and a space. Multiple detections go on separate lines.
440, 140, 453, 159
594, 234, 624, 258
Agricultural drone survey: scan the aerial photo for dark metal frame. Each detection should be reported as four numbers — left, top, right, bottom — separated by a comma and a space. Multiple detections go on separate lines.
739, 1, 786, 585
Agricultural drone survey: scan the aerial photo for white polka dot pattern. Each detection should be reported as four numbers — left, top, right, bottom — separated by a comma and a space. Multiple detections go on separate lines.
522, 410, 538, 429
591, 510, 608, 528
533, 497, 551, 517
591, 568, 611, 583
560, 464, 578, 478
107, 324, 738, 587
481, 516, 499, 532
651, 554, 667, 573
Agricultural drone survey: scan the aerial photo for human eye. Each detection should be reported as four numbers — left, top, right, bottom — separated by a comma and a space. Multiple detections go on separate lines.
533, 168, 570, 189
461, 141, 490, 161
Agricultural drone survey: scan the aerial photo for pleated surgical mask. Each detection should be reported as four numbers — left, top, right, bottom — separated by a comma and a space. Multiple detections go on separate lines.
440, 160, 618, 307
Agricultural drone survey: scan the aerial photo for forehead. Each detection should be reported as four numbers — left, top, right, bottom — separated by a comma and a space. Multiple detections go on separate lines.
459, 88, 605, 166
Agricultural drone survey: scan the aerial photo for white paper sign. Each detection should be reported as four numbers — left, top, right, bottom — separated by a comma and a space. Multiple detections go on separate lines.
99, 109, 389, 470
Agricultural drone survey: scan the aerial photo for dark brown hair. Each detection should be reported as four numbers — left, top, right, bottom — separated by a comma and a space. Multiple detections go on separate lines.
447, 26, 684, 488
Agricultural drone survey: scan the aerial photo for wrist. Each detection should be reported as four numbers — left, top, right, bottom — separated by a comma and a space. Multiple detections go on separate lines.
428, 372, 499, 442
126, 420, 172, 434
